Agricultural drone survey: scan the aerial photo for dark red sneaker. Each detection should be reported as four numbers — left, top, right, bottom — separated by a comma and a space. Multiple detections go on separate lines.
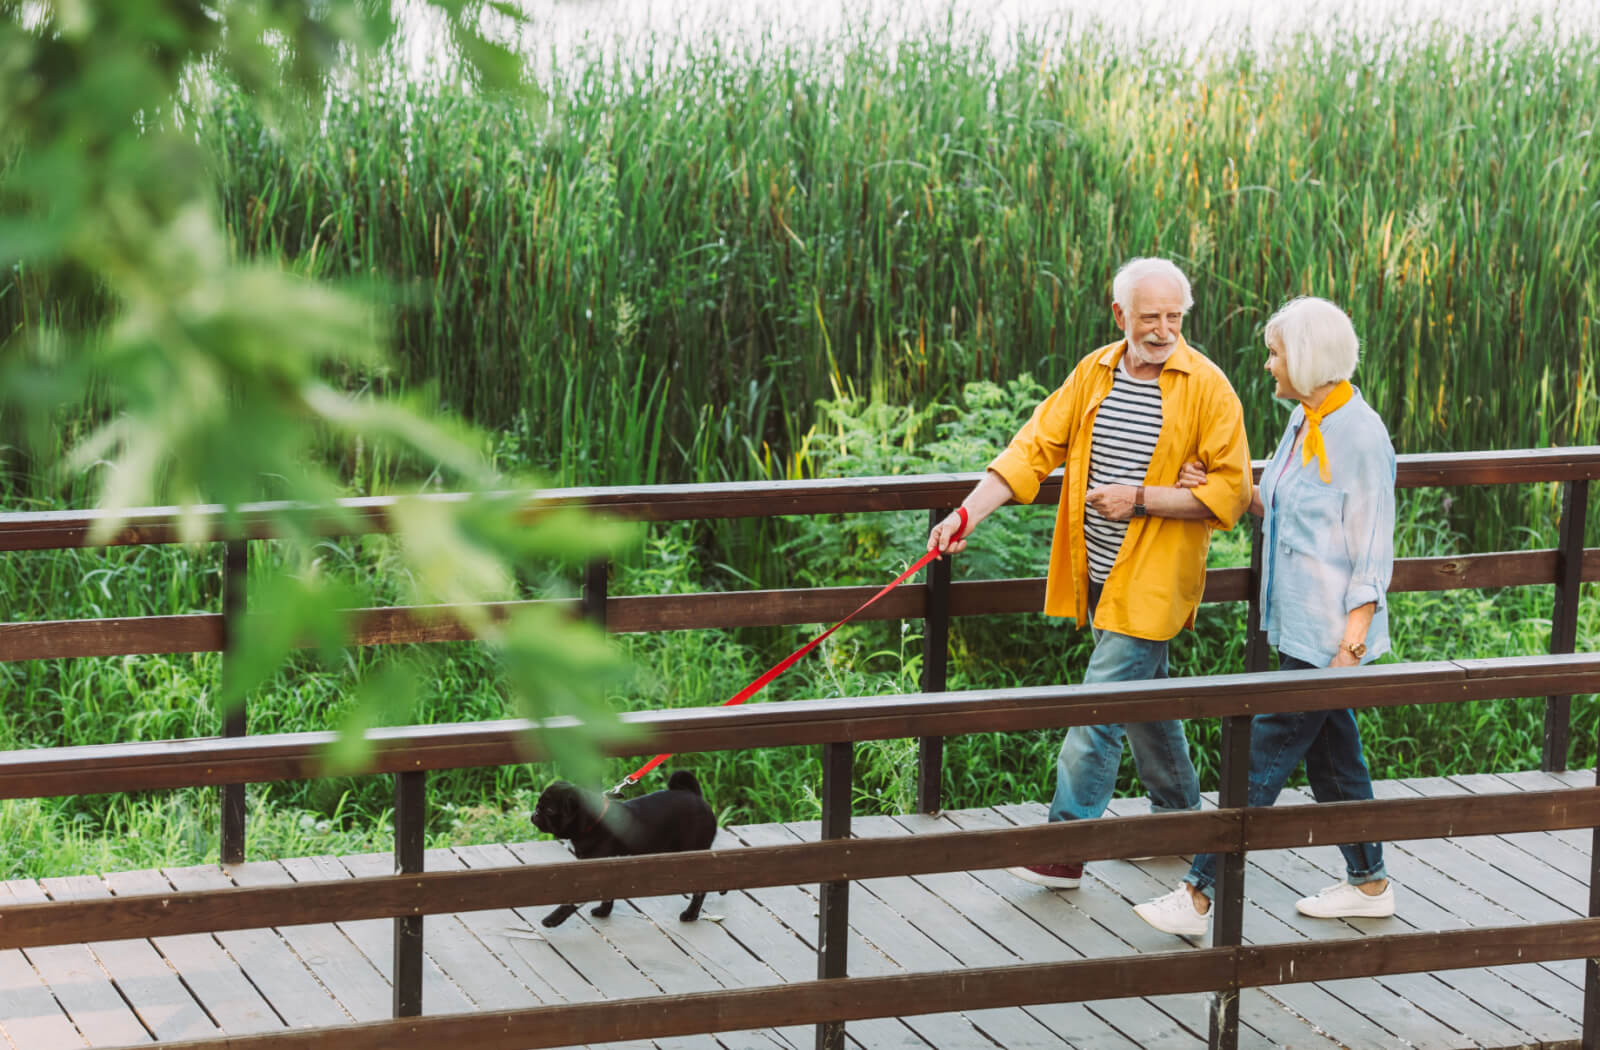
1006, 862, 1083, 889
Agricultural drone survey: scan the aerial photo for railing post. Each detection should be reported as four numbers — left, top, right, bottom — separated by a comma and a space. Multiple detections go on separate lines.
220, 540, 249, 865
1542, 478, 1587, 772
582, 559, 609, 628
816, 740, 852, 1050
393, 769, 426, 1018
1587, 722, 1600, 1049
918, 508, 953, 813
1210, 516, 1267, 1050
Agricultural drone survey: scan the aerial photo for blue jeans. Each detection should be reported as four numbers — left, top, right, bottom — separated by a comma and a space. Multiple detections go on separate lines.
1046, 584, 1201, 824
1184, 652, 1386, 898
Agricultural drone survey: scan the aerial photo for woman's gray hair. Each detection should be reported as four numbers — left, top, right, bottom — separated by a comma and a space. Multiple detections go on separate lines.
1265, 297, 1360, 395
1112, 257, 1194, 315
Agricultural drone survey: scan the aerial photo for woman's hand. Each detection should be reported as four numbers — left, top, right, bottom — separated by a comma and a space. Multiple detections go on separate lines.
1175, 460, 1208, 488
1329, 648, 1361, 669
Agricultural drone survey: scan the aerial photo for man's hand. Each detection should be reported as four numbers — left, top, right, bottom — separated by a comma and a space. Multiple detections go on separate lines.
1176, 460, 1208, 488
1085, 484, 1140, 521
927, 510, 970, 556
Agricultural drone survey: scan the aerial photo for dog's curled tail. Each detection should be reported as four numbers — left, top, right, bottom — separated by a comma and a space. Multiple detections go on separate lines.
667, 770, 702, 795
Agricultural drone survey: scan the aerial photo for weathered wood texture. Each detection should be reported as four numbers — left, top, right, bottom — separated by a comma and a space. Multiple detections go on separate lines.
3, 775, 1596, 1050
2, 784, 1595, 953
0, 653, 1592, 800
5, 547, 1596, 661
2, 447, 1597, 551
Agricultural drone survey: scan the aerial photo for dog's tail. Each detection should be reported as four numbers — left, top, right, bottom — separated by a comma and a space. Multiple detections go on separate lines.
667, 770, 702, 795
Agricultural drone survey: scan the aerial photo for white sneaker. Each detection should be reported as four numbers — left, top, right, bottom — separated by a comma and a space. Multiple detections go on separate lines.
1134, 885, 1211, 937
1295, 880, 1395, 919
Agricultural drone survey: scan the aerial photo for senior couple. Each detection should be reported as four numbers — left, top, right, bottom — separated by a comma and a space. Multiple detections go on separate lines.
927, 256, 1396, 938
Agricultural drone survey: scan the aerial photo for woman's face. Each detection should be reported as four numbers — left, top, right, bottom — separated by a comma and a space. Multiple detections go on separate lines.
1264, 337, 1299, 400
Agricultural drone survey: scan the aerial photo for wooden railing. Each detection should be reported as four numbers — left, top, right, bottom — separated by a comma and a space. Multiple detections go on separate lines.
0, 446, 1597, 1050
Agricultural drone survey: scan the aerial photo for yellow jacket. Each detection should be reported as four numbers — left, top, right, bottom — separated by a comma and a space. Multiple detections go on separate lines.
988, 338, 1252, 641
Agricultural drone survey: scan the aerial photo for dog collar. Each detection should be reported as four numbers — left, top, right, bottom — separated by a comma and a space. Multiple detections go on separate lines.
579, 793, 611, 836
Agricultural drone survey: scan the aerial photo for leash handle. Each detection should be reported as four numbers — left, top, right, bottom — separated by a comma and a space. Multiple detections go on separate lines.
614, 514, 969, 794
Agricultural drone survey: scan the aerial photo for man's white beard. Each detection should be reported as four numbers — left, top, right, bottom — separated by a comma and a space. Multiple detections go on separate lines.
1126, 336, 1176, 366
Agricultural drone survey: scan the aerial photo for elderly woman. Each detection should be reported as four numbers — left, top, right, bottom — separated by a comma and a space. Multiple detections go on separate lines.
1134, 296, 1397, 937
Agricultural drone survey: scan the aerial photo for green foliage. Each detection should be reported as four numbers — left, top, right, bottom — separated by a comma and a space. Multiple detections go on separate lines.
13, 17, 1592, 550
0, 1, 641, 791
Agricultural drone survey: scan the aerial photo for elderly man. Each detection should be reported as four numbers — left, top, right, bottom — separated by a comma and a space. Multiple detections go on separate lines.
927, 257, 1252, 888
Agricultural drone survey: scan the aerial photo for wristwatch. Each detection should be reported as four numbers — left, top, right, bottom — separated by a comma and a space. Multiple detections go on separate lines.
1132, 485, 1147, 518
1340, 641, 1367, 659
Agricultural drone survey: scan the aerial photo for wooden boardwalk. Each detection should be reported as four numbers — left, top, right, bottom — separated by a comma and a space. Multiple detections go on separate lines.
0, 769, 1592, 1050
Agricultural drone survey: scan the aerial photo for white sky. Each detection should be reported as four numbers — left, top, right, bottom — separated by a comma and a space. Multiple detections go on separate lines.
395, 0, 1591, 79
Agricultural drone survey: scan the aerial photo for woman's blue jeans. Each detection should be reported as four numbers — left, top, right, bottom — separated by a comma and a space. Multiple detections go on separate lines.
1046, 584, 1201, 824
1184, 652, 1387, 898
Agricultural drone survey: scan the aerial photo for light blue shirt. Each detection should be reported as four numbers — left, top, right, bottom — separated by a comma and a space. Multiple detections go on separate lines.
1259, 386, 1395, 667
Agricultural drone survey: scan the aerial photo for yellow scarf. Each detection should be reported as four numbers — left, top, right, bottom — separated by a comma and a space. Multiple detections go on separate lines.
1300, 380, 1354, 484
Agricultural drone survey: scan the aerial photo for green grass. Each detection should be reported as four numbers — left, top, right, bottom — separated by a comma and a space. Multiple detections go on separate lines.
8, 17, 1598, 543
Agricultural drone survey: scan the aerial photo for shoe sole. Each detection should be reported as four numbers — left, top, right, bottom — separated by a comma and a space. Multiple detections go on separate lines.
1132, 904, 1208, 938
1005, 866, 1080, 889
1297, 905, 1395, 919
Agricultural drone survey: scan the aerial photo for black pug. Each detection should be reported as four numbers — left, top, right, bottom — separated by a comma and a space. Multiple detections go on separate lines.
530, 769, 719, 928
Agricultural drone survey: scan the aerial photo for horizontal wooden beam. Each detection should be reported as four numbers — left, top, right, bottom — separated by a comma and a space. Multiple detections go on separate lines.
4, 548, 1592, 661
2, 786, 1594, 951
95, 915, 1600, 1050
0, 654, 1595, 798
2, 447, 1597, 550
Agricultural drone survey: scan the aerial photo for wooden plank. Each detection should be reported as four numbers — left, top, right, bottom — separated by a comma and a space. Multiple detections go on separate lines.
943, 806, 1234, 1049
1389, 777, 1588, 915
1444, 772, 1594, 882
729, 823, 993, 1050
338, 851, 539, 1013
885, 812, 1178, 1050
1, 546, 1560, 662
0, 615, 224, 662
1228, 816, 1553, 1049
454, 842, 655, 1050
1360, 782, 1582, 925
620, 830, 815, 1050
102, 869, 280, 1037
3, 448, 1596, 551
1278, 782, 1585, 1006
1488, 769, 1596, 853
783, 816, 1095, 1050
16, 655, 1600, 802
278, 855, 473, 1016
162, 865, 348, 1030
2, 879, 151, 1047
504, 839, 780, 1050
223, 861, 391, 1024
988, 802, 1401, 1050
441, 845, 593, 1006
0, 933, 88, 1049
39, 874, 216, 1042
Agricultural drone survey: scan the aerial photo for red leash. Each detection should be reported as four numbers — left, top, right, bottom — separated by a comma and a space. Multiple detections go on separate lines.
610, 507, 968, 795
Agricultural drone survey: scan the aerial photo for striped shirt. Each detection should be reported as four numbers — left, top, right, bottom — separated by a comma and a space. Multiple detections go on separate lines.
1085, 361, 1164, 582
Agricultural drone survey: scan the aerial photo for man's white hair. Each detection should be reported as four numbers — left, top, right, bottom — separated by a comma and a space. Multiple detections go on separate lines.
1112, 257, 1194, 315
1264, 297, 1360, 396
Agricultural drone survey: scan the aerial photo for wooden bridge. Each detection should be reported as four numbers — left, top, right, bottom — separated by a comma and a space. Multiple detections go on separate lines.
0, 770, 1596, 1050
0, 448, 1595, 1049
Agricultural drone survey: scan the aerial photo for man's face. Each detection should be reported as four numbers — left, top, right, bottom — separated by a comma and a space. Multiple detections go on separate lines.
1113, 278, 1186, 366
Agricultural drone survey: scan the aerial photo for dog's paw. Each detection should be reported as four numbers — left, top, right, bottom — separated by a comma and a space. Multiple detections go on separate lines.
541, 913, 563, 928
589, 901, 614, 918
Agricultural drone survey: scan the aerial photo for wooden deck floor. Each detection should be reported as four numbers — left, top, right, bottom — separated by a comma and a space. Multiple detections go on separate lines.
0, 769, 1592, 1050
